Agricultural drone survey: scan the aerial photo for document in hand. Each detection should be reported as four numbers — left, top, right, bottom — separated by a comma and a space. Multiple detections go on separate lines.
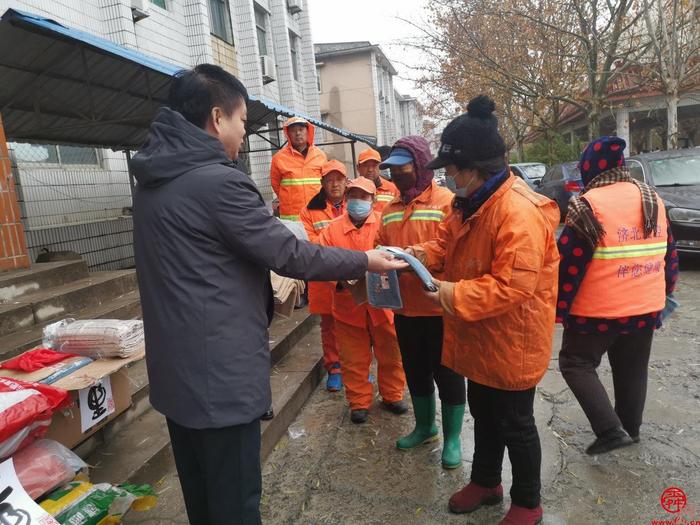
366, 247, 438, 309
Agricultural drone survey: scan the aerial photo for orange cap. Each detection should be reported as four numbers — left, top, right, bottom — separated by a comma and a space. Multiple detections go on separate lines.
284, 116, 310, 128
358, 148, 382, 165
321, 159, 347, 179
346, 177, 377, 195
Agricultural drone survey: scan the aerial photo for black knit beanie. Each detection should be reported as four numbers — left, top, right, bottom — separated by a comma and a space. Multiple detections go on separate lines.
426, 95, 507, 170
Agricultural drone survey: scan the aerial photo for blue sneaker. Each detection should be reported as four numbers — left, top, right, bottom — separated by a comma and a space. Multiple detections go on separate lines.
326, 372, 342, 392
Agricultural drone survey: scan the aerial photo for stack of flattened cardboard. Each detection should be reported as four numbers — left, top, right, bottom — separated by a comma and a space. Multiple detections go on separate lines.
270, 272, 305, 318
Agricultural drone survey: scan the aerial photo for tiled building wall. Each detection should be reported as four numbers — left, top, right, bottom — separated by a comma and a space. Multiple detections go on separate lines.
0, 0, 322, 270
0, 0, 194, 269
232, 0, 322, 201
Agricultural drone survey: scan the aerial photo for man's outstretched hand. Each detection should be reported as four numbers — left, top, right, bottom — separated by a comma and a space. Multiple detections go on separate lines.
365, 250, 410, 272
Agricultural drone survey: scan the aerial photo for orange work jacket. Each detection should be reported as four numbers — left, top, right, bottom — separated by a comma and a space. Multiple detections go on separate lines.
373, 178, 400, 212
270, 121, 326, 220
415, 176, 560, 391
375, 182, 454, 316
319, 211, 393, 328
301, 196, 345, 314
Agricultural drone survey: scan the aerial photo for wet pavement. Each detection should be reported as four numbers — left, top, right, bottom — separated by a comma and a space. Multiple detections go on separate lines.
126, 256, 700, 525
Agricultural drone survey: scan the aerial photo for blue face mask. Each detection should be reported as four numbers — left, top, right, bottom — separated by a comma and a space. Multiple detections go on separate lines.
347, 198, 373, 220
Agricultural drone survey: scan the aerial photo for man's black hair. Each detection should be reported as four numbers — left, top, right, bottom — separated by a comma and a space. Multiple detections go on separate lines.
376, 145, 392, 161
169, 64, 249, 129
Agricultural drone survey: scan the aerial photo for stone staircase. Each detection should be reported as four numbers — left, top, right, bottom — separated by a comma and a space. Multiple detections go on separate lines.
0, 260, 324, 484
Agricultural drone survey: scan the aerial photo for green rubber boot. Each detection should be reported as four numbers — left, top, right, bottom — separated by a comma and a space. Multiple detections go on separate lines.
441, 403, 465, 469
396, 394, 439, 450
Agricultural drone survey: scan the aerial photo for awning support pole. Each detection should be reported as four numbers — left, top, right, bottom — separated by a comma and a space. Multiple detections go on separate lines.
125, 149, 135, 198
350, 140, 357, 177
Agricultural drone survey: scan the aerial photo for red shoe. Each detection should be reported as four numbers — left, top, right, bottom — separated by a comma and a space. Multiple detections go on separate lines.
448, 482, 503, 514
499, 504, 543, 525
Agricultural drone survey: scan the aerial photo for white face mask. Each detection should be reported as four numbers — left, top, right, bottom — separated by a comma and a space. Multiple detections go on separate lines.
448, 172, 479, 198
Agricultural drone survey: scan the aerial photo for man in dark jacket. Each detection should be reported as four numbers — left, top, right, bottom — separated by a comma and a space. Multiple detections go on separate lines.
130, 64, 405, 525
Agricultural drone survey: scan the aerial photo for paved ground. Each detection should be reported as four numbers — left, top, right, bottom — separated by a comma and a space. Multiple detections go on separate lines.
126, 255, 700, 525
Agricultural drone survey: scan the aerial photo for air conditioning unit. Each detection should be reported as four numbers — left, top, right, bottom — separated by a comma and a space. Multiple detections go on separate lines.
131, 0, 150, 21
261, 55, 276, 84
287, 0, 303, 14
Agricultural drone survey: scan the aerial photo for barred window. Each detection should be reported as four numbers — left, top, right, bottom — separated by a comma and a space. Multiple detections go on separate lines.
255, 6, 268, 56
209, 0, 234, 44
10, 142, 100, 167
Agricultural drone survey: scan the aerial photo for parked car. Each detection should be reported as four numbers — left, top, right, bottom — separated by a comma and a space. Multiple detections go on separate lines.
537, 161, 583, 221
627, 148, 700, 254
510, 162, 547, 190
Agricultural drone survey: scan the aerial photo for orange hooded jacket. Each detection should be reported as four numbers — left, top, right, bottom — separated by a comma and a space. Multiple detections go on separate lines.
413, 176, 560, 390
270, 117, 327, 220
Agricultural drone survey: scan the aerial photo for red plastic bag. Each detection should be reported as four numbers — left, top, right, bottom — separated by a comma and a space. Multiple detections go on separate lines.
13, 439, 87, 499
0, 377, 69, 459
0, 348, 77, 372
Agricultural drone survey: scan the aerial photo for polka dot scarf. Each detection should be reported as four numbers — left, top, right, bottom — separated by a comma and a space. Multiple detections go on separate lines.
566, 137, 659, 248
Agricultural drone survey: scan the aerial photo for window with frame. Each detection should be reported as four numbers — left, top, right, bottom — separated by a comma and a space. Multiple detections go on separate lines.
209, 0, 234, 44
289, 31, 300, 81
626, 160, 646, 182
150, 0, 166, 8
254, 6, 268, 56
315, 66, 321, 92
9, 142, 100, 167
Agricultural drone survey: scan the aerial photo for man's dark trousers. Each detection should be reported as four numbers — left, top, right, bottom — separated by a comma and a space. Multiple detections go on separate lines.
167, 418, 262, 525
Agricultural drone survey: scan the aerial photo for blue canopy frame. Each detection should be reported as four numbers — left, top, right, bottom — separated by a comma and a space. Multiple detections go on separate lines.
0, 8, 375, 159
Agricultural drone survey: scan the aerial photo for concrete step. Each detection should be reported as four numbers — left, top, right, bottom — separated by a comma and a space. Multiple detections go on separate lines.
86, 315, 324, 487
0, 260, 89, 304
0, 270, 137, 337
269, 308, 318, 366
0, 289, 141, 360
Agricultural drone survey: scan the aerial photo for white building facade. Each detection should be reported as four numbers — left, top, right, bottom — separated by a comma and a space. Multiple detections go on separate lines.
0, 0, 321, 268
315, 42, 423, 171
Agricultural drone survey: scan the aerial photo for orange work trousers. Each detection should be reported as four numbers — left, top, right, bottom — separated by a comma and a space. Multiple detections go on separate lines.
320, 314, 340, 373
334, 316, 406, 410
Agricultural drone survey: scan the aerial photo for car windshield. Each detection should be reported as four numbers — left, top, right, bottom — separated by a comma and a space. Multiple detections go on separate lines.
650, 154, 700, 186
520, 165, 546, 180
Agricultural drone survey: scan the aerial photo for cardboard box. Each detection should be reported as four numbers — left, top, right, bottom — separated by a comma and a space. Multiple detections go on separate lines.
0, 350, 145, 449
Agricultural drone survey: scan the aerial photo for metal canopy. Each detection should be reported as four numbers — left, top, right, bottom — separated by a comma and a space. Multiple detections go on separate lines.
0, 8, 375, 151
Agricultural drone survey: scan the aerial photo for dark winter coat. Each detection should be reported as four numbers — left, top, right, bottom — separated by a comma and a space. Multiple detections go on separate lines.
130, 108, 367, 429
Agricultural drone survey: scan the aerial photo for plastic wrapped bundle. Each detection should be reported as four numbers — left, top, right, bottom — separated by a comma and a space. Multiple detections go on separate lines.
13, 439, 87, 499
43, 319, 145, 359
0, 377, 69, 459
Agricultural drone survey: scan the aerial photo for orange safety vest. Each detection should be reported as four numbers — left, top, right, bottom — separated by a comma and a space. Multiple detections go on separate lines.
319, 211, 393, 328
300, 197, 345, 314
570, 182, 667, 318
375, 182, 454, 316
270, 121, 326, 221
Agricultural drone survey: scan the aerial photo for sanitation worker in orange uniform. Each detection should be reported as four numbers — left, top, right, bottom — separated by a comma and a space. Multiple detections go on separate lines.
410, 96, 559, 525
357, 148, 399, 212
375, 135, 466, 470
270, 117, 326, 221
320, 177, 408, 424
300, 159, 347, 392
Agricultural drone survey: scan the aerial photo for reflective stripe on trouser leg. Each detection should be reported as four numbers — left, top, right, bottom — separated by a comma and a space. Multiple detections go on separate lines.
320, 314, 340, 372
335, 318, 373, 410
369, 320, 407, 404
